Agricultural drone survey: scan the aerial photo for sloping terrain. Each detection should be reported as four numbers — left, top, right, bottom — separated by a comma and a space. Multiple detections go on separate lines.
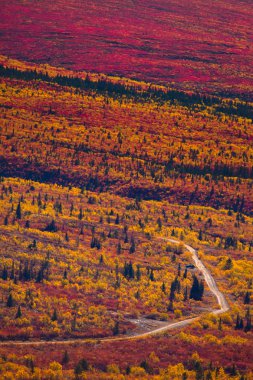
1, 0, 253, 96
0, 61, 252, 215
0, 58, 252, 379
0, 0, 253, 377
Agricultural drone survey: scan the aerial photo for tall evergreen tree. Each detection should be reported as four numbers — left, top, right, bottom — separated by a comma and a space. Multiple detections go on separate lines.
136, 265, 141, 281
129, 236, 136, 253
112, 321, 120, 335
51, 308, 58, 321
2, 266, 8, 280
15, 305, 22, 319
190, 276, 204, 301
117, 241, 122, 255
244, 291, 251, 304
16, 202, 22, 219
7, 293, 13, 307
149, 269, 155, 281
62, 350, 70, 365
235, 314, 240, 330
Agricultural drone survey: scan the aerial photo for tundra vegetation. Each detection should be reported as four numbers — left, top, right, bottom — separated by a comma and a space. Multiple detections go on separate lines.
0, 55, 252, 379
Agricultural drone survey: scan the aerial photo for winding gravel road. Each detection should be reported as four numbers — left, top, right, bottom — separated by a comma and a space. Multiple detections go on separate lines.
0, 239, 229, 346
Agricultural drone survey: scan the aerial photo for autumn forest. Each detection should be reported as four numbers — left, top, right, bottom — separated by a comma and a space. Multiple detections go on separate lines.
0, 0, 252, 379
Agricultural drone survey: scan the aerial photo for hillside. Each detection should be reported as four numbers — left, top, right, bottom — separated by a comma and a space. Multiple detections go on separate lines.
0, 57, 253, 379
0, 60, 252, 215
1, 0, 253, 96
1, 0, 253, 376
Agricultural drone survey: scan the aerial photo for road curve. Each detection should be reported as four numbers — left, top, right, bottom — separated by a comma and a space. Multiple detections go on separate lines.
167, 239, 229, 315
0, 239, 229, 346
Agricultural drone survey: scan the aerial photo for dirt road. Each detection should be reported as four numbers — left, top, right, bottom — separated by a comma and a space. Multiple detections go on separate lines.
0, 239, 229, 346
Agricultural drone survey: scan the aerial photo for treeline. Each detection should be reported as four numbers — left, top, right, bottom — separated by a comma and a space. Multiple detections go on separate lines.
235, 308, 252, 332
169, 160, 253, 180
0, 64, 252, 119
1, 256, 50, 284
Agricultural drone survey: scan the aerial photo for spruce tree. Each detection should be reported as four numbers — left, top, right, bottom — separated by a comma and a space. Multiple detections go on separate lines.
199, 280, 204, 299
36, 268, 44, 283
62, 350, 70, 365
117, 241, 122, 255
235, 314, 240, 329
51, 308, 58, 321
15, 305, 22, 319
16, 202, 22, 219
2, 266, 8, 280
112, 321, 120, 335
115, 214, 120, 224
129, 262, 134, 279
244, 315, 252, 332
129, 236, 136, 253
7, 293, 14, 307
244, 291, 251, 304
78, 208, 83, 220
157, 217, 162, 230
190, 276, 204, 301
149, 269, 155, 281
136, 265, 141, 281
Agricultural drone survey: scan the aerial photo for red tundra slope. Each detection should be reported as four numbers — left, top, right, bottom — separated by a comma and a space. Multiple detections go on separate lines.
1, 0, 253, 96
